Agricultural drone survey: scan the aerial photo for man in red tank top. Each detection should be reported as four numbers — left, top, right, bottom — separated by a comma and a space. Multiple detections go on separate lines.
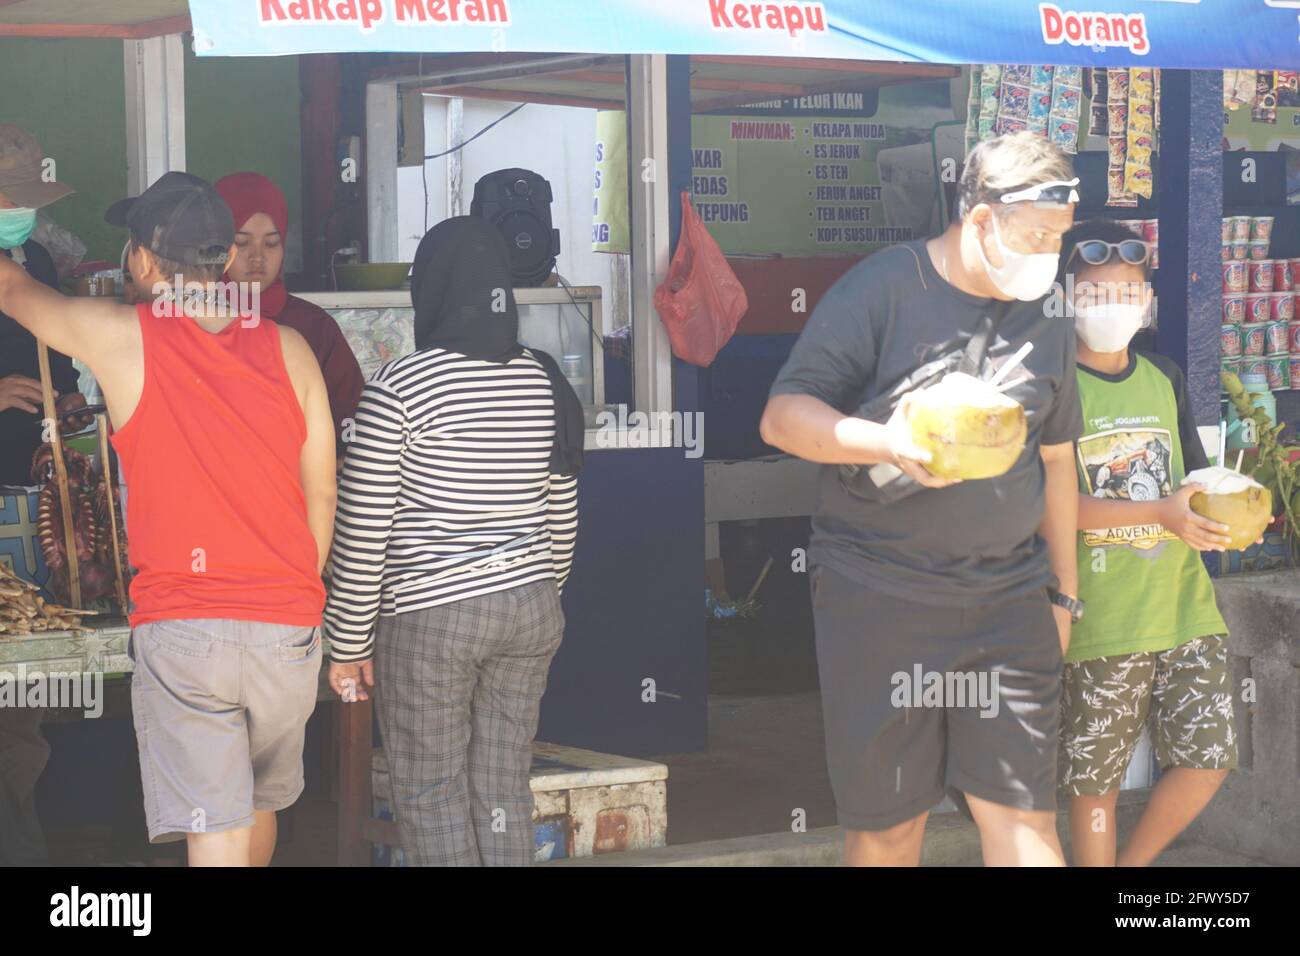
0, 172, 337, 867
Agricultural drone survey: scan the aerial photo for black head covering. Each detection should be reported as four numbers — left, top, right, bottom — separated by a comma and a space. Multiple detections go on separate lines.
411, 216, 584, 475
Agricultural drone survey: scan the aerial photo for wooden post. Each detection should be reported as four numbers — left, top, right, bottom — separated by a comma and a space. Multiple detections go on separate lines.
96, 414, 129, 611
36, 343, 80, 609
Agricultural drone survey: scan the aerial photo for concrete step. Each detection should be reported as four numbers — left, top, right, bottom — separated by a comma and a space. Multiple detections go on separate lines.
549, 789, 1264, 866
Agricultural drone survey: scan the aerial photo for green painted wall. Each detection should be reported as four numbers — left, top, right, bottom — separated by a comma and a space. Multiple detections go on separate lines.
0, 38, 301, 266
0, 39, 127, 264
184, 44, 302, 255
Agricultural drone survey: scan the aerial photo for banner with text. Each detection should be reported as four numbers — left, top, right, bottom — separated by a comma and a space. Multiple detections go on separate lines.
193, 1, 1300, 70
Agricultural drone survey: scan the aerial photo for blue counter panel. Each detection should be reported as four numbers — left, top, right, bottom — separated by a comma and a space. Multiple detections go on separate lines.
698, 334, 798, 461
539, 445, 707, 755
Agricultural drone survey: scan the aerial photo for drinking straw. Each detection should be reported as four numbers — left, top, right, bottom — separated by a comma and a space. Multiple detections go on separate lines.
1219, 421, 1227, 467
1235, 449, 1244, 472
988, 341, 1035, 388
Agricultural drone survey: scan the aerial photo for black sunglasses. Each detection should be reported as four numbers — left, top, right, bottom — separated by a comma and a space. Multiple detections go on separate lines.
1068, 239, 1151, 268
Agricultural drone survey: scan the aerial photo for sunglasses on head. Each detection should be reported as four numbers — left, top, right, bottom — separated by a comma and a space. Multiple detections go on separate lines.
998, 178, 1081, 208
1068, 238, 1151, 268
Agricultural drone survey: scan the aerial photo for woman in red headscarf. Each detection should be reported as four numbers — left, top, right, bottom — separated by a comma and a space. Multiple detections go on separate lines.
215, 172, 363, 454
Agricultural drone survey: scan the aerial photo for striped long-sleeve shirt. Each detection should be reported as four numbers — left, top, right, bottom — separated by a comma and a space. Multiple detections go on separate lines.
324, 347, 579, 662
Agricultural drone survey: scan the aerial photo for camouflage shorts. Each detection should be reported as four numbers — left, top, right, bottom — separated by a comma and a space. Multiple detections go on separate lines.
1059, 634, 1238, 796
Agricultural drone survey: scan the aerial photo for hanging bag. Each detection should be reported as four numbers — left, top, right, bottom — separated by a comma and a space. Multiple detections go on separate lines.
653, 191, 748, 367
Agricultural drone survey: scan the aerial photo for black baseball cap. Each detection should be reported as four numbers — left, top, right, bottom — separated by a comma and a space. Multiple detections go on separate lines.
105, 171, 234, 267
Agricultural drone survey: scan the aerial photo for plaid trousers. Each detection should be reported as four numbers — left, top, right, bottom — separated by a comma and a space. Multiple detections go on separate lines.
374, 579, 565, 866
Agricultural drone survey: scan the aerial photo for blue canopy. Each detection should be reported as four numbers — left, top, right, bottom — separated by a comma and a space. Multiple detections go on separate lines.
190, 1, 1300, 68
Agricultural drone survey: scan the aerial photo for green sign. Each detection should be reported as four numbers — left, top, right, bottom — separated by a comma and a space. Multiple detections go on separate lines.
593, 110, 630, 254
592, 82, 958, 256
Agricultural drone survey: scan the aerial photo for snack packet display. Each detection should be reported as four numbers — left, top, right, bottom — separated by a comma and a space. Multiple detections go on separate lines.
1124, 68, 1155, 199
965, 64, 1085, 156
996, 75, 1030, 135
1107, 67, 1138, 206
1028, 64, 1054, 136
965, 65, 983, 153
1088, 67, 1109, 136
1048, 65, 1082, 153
977, 64, 1002, 142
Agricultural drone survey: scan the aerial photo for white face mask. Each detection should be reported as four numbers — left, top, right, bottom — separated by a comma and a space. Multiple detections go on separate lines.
975, 213, 1060, 301
1074, 302, 1147, 353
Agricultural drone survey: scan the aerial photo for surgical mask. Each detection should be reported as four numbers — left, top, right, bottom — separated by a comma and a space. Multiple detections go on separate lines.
0, 207, 37, 250
1074, 302, 1147, 353
976, 213, 1060, 301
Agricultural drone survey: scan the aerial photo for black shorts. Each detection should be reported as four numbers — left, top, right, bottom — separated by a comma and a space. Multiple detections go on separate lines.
811, 565, 1062, 832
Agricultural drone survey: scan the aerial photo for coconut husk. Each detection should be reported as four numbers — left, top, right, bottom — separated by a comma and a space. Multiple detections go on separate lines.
1184, 466, 1273, 551
910, 372, 1028, 480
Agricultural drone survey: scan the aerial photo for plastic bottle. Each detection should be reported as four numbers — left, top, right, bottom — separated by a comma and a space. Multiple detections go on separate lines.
1225, 373, 1276, 451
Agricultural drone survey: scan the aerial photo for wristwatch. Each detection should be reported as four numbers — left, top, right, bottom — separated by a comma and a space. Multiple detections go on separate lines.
1047, 588, 1086, 623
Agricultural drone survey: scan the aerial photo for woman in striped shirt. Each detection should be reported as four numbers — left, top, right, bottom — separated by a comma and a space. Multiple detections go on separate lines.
325, 216, 583, 866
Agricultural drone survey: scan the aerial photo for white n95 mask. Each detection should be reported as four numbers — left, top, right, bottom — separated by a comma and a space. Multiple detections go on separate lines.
976, 214, 1060, 301
1074, 302, 1147, 353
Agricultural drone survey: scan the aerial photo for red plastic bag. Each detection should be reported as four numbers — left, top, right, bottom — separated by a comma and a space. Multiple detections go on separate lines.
653, 192, 748, 367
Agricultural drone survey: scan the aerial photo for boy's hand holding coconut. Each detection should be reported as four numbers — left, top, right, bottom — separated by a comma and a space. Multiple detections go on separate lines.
1155, 483, 1235, 552
1178, 466, 1271, 551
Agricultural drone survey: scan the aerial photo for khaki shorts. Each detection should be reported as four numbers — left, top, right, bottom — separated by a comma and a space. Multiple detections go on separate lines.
129, 619, 322, 843
1059, 634, 1238, 797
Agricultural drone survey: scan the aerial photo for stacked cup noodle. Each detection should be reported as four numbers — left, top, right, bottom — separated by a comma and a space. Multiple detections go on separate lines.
1221, 215, 1294, 391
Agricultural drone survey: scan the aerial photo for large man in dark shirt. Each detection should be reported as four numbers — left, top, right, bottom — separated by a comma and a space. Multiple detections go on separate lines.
762, 133, 1085, 867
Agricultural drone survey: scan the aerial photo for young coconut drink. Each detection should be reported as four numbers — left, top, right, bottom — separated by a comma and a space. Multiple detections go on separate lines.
908, 371, 1028, 480
1182, 466, 1273, 551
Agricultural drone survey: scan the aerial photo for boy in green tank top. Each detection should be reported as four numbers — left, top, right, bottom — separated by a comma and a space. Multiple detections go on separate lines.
1058, 221, 1245, 866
